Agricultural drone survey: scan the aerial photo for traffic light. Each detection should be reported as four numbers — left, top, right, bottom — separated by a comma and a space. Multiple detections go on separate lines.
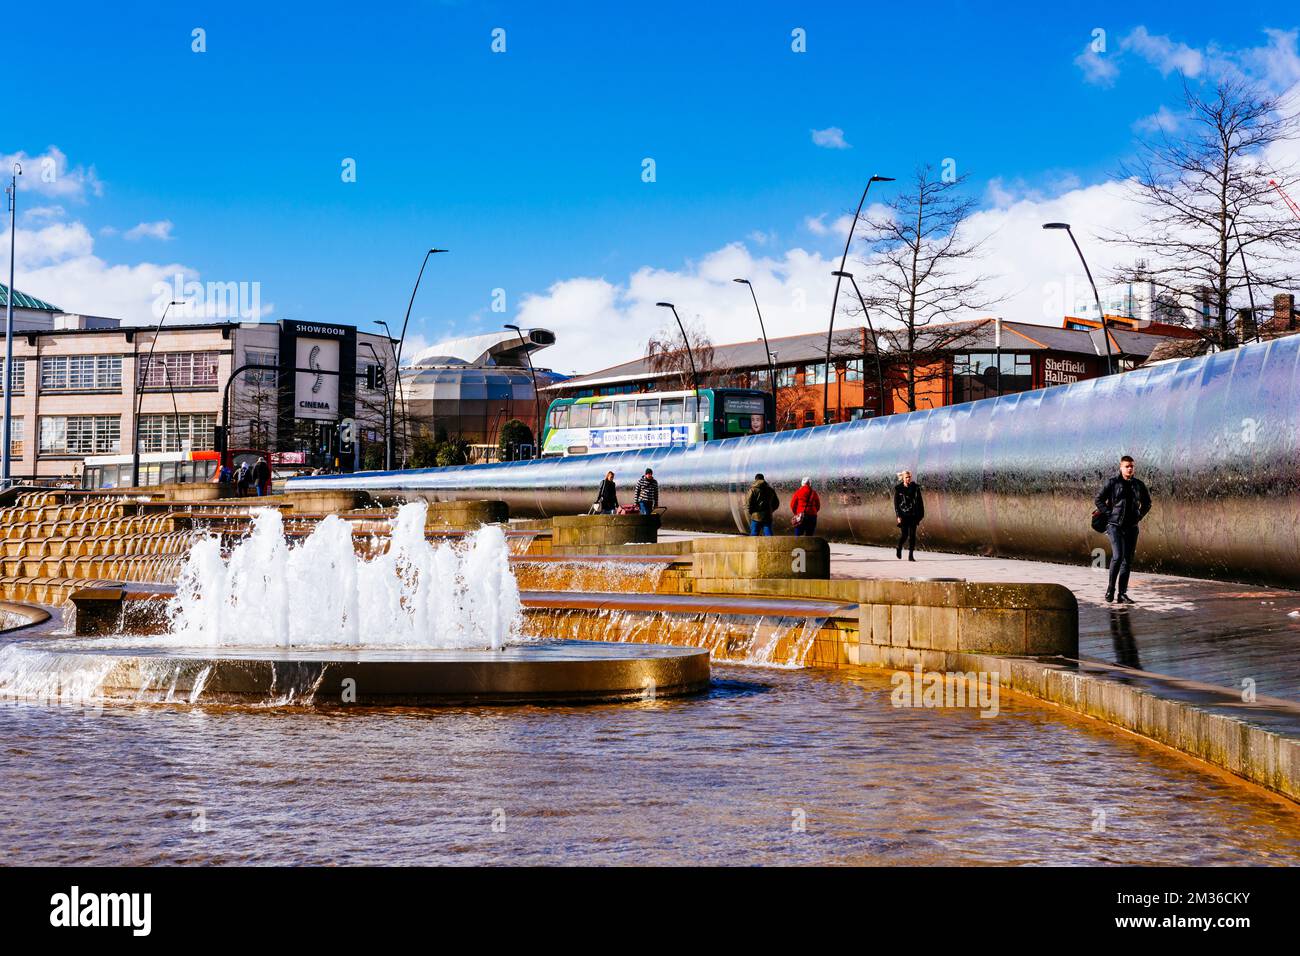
365, 364, 385, 391
213, 424, 226, 453
337, 418, 356, 453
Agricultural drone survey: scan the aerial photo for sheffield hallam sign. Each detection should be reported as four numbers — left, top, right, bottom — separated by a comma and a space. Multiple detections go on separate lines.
1042, 356, 1091, 386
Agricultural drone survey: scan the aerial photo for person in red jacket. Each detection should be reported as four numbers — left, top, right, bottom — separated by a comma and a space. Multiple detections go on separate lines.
790, 477, 821, 537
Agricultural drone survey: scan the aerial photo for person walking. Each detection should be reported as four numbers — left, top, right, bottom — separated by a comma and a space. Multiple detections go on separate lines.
1094, 454, 1152, 604
789, 477, 821, 537
252, 457, 271, 497
235, 460, 251, 497
746, 472, 779, 536
894, 470, 924, 561
634, 468, 659, 516
594, 470, 619, 514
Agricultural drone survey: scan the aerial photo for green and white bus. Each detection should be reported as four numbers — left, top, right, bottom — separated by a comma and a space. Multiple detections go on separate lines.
541, 388, 775, 457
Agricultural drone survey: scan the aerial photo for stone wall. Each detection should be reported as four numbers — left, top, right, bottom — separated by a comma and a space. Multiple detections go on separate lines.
551, 514, 659, 554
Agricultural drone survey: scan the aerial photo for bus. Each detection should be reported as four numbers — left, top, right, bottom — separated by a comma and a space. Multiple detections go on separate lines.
80, 447, 266, 491
541, 388, 774, 457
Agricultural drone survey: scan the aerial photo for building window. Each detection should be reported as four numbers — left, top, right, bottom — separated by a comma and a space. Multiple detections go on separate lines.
39, 415, 121, 455
952, 351, 1032, 404
136, 413, 218, 453
805, 362, 828, 385
243, 348, 278, 386
803, 409, 816, 428
1, 359, 24, 395
6, 418, 22, 458
139, 351, 220, 389
776, 367, 796, 388
40, 355, 122, 392
845, 359, 865, 382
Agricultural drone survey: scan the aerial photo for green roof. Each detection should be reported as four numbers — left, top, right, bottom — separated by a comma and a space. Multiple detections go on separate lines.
0, 283, 61, 312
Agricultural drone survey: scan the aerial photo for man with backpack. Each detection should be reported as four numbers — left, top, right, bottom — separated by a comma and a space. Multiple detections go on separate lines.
1094, 455, 1152, 604
746, 473, 779, 536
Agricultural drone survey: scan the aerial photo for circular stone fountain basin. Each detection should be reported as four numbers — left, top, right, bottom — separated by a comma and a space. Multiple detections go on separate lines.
0, 639, 710, 706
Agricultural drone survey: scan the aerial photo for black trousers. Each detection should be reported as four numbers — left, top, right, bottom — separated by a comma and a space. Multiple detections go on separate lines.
897, 518, 919, 556
1106, 524, 1140, 595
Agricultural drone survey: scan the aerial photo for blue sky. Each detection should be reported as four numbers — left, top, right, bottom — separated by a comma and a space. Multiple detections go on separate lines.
6, 1, 1300, 370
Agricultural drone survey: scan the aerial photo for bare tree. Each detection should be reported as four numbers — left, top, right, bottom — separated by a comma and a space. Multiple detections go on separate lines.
1112, 78, 1300, 349
645, 316, 717, 390
855, 166, 1002, 412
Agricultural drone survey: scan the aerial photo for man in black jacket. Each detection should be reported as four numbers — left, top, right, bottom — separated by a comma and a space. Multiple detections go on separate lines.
1094, 455, 1152, 604
893, 470, 924, 561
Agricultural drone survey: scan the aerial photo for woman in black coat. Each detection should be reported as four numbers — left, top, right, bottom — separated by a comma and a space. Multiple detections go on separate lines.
595, 471, 618, 514
893, 469, 924, 561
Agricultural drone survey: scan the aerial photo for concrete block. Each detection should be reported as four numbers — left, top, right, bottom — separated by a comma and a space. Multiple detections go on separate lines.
956, 607, 1026, 655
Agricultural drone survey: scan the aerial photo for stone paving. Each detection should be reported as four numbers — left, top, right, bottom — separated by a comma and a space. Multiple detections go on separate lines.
661, 530, 1300, 707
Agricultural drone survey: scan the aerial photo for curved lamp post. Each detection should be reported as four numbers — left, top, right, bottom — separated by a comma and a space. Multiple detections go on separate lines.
825, 174, 894, 424
3, 162, 21, 484
505, 323, 543, 457
732, 278, 775, 406
392, 248, 446, 468
1043, 223, 1114, 375
655, 302, 699, 392
375, 319, 403, 470
831, 270, 887, 418
132, 299, 184, 487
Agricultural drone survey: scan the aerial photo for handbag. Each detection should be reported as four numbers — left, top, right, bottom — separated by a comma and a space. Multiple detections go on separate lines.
1090, 509, 1110, 534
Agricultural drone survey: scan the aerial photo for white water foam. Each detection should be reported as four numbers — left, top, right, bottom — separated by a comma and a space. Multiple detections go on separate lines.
165, 502, 522, 650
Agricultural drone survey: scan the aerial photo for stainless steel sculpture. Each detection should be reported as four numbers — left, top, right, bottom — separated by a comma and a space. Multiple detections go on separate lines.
289, 334, 1300, 587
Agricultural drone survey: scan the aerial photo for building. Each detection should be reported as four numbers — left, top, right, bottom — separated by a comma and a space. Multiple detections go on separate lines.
401, 328, 565, 457
0, 285, 396, 481
547, 317, 1180, 428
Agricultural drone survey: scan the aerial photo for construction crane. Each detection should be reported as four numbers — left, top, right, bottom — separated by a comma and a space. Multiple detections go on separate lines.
1269, 178, 1300, 222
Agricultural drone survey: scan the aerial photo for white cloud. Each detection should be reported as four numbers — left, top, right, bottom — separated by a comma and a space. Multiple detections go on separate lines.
803, 213, 853, 239
1133, 105, 1181, 134
0, 146, 103, 201
124, 220, 175, 241
811, 126, 851, 149
22, 205, 66, 223
1075, 44, 1119, 86
1122, 26, 1205, 78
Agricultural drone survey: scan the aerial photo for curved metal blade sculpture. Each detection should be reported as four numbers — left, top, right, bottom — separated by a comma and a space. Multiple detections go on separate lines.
289, 334, 1300, 587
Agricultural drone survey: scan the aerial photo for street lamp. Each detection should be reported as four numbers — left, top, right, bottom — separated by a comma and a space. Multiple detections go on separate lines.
132, 299, 185, 487
1043, 223, 1114, 375
374, 319, 403, 470
655, 302, 700, 392
825, 174, 894, 424
831, 270, 887, 419
505, 323, 543, 457
3, 162, 22, 485
732, 278, 775, 407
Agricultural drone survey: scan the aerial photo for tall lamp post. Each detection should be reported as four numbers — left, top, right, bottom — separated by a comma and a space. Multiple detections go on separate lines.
504, 324, 542, 458
732, 278, 775, 406
655, 302, 700, 392
393, 248, 447, 467
825, 173, 894, 424
375, 319, 403, 470
1043, 223, 1114, 375
132, 300, 184, 487
3, 162, 21, 485
830, 271, 887, 419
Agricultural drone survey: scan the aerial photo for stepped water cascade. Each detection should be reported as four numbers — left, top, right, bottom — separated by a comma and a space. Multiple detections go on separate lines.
166, 502, 523, 650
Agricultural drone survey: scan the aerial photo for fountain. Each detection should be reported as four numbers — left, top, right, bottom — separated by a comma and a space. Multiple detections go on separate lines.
0, 502, 709, 706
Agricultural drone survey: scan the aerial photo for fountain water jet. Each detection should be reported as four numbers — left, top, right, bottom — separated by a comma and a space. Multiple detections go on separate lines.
166, 502, 522, 651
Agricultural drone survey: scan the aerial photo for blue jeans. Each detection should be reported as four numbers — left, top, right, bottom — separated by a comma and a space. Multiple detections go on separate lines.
749, 518, 772, 536
638, 501, 650, 515
1106, 524, 1139, 595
